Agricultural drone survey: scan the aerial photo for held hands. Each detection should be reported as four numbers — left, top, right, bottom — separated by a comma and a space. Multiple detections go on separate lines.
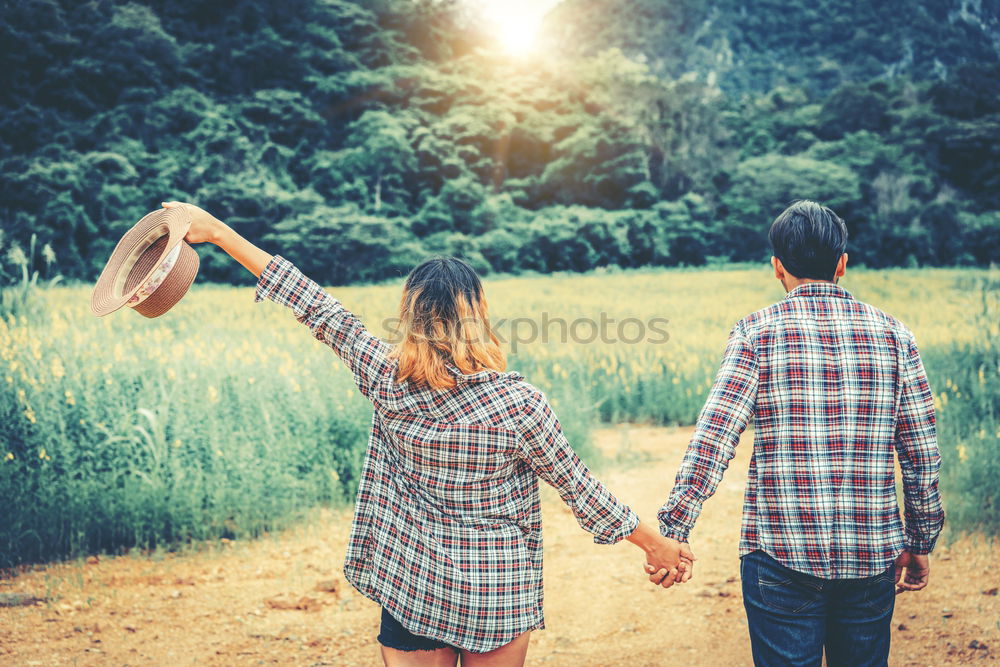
627, 522, 694, 589
644, 539, 696, 589
161, 201, 227, 245
894, 551, 930, 593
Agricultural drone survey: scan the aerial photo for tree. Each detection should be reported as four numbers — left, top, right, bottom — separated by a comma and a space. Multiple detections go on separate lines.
318, 110, 419, 215
721, 154, 861, 260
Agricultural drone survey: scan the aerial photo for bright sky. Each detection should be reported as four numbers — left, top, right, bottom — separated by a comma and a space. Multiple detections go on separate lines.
479, 0, 561, 54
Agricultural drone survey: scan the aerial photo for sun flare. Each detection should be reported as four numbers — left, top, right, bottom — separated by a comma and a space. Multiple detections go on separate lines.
481, 0, 557, 55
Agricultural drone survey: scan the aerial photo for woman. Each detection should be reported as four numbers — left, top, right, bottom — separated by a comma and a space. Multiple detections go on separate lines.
163, 201, 693, 666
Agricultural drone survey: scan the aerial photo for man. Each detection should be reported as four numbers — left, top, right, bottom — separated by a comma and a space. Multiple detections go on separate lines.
655, 200, 944, 666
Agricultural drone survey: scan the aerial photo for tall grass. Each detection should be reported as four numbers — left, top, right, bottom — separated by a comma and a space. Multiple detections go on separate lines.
927, 276, 999, 532
1, 266, 996, 566
0, 232, 61, 321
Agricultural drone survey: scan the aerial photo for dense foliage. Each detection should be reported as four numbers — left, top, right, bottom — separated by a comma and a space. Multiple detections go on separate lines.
1, 0, 998, 285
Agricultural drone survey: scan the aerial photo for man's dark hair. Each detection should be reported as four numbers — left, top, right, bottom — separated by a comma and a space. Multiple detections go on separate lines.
768, 200, 848, 280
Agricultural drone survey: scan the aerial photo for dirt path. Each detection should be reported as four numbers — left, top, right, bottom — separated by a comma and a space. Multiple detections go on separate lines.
2, 426, 997, 666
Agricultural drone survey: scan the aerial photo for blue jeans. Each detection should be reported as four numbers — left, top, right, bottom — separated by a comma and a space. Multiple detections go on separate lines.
741, 550, 895, 667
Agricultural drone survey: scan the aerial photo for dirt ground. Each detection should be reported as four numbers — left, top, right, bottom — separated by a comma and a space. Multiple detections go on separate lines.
1, 425, 997, 666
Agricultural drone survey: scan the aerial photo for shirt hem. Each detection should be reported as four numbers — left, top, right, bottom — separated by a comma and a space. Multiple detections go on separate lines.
343, 563, 545, 654
738, 543, 904, 580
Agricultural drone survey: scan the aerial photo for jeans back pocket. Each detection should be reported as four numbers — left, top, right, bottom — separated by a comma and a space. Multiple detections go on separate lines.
751, 552, 825, 615
861, 568, 896, 616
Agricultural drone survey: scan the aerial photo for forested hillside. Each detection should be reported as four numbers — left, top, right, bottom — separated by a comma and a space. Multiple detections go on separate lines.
545, 0, 1000, 94
1, 0, 998, 285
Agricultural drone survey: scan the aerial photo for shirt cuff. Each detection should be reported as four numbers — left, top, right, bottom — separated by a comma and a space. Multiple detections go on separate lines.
658, 520, 691, 543
904, 529, 938, 555
593, 507, 640, 546
254, 254, 293, 304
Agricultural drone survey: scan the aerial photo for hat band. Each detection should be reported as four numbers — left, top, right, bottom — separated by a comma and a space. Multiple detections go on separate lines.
127, 243, 182, 308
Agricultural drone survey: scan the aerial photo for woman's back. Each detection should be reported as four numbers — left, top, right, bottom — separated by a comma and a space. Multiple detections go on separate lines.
255, 254, 638, 652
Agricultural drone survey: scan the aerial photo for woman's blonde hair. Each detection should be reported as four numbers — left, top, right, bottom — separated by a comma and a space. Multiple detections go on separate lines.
390, 257, 506, 389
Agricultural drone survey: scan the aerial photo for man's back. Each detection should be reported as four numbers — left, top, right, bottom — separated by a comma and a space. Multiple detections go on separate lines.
658, 279, 943, 581
731, 282, 943, 577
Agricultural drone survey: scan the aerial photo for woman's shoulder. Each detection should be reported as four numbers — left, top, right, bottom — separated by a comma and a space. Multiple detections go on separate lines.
501, 376, 551, 414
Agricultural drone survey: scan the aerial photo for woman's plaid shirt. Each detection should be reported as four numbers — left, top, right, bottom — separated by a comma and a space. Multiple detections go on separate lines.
659, 282, 944, 579
255, 256, 638, 652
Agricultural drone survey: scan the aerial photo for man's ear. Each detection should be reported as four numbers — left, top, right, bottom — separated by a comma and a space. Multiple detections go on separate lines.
834, 253, 848, 280
772, 256, 784, 281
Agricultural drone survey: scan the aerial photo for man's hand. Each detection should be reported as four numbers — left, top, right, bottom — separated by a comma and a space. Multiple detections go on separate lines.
894, 551, 930, 593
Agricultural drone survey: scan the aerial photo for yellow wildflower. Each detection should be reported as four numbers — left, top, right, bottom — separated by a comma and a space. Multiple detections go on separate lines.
65, 390, 75, 406
957, 445, 968, 463
4, 452, 13, 462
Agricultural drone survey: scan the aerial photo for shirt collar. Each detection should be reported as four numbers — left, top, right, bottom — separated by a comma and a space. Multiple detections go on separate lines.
445, 362, 523, 384
785, 282, 855, 301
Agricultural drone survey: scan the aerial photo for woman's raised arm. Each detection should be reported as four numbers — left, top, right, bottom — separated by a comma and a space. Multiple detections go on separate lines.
162, 201, 394, 398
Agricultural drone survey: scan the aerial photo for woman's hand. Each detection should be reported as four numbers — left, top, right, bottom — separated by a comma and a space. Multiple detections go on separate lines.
161, 201, 227, 245
161, 200, 273, 277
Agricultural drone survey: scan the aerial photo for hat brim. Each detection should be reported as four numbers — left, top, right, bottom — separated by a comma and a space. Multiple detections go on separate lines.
91, 207, 192, 317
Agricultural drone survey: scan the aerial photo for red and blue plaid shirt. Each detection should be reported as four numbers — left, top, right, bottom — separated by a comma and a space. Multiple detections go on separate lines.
255, 256, 638, 652
659, 282, 944, 579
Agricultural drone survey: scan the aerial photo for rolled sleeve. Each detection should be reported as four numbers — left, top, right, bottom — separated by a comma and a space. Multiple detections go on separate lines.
254, 255, 302, 306
517, 385, 639, 545
658, 525, 691, 542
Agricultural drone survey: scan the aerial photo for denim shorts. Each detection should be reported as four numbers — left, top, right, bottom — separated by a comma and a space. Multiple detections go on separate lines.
377, 608, 460, 653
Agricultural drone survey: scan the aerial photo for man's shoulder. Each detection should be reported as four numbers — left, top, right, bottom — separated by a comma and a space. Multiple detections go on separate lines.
853, 299, 915, 338
735, 295, 916, 342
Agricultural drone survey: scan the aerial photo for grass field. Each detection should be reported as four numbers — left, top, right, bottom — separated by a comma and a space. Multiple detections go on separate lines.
1, 265, 997, 565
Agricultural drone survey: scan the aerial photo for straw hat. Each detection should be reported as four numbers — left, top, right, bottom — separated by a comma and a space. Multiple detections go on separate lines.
90, 207, 200, 318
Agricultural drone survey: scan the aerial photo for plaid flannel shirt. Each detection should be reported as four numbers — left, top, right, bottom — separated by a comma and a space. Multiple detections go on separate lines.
255, 256, 638, 652
659, 282, 944, 579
